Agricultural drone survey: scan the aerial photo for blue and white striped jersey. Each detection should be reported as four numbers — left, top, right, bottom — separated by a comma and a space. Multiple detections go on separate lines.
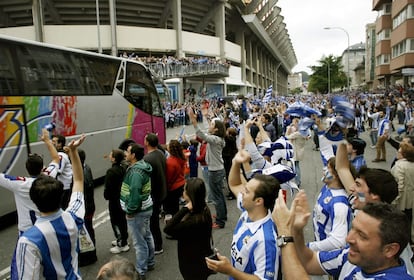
16, 192, 85, 280
378, 118, 389, 137
309, 185, 351, 251
57, 152, 73, 190
318, 247, 414, 279
231, 194, 280, 280
318, 130, 343, 167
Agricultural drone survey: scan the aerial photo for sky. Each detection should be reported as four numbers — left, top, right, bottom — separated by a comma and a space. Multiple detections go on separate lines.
277, 0, 378, 74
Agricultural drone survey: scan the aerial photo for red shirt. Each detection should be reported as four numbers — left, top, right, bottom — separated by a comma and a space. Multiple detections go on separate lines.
166, 156, 186, 191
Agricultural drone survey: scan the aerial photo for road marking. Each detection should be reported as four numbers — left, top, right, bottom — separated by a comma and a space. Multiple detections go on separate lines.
0, 267, 10, 280
0, 210, 111, 280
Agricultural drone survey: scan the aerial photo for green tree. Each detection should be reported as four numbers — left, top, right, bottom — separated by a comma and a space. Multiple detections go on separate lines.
308, 55, 347, 94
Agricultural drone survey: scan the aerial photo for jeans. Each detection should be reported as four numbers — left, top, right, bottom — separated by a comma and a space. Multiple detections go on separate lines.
370, 129, 378, 146
294, 161, 301, 186
127, 210, 155, 275
201, 166, 212, 202
208, 169, 227, 226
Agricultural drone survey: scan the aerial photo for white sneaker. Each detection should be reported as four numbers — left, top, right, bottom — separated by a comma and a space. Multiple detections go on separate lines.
112, 240, 129, 247
154, 249, 164, 255
110, 245, 130, 254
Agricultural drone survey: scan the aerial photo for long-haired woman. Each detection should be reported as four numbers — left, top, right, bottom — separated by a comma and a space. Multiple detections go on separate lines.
164, 139, 186, 216
164, 178, 214, 280
188, 107, 227, 229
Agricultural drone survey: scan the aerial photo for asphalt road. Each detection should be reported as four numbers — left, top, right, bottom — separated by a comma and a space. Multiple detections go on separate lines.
0, 124, 398, 280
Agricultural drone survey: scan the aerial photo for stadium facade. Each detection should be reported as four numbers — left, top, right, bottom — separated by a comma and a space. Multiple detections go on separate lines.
0, 0, 297, 102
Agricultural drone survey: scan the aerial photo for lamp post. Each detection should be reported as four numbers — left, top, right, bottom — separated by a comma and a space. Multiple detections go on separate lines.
324, 26, 350, 93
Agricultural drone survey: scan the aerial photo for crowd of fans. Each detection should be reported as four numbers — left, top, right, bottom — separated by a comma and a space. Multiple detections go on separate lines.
3, 84, 414, 279
121, 52, 231, 68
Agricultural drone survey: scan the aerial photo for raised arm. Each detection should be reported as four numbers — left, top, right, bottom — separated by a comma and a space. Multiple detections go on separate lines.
255, 117, 271, 142
272, 190, 310, 280
63, 135, 86, 193
335, 142, 355, 195
41, 128, 59, 165
228, 150, 251, 197
243, 119, 255, 145
273, 190, 325, 275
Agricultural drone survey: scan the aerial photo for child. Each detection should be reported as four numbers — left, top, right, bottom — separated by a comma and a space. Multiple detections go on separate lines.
181, 141, 191, 180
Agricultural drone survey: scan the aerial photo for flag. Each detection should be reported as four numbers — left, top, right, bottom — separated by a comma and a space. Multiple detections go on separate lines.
178, 126, 185, 142
262, 85, 273, 103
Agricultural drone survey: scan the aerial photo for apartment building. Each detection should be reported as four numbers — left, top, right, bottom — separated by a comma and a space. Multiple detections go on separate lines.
373, 0, 414, 89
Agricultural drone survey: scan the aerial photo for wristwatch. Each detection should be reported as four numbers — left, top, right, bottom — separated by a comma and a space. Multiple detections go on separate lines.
277, 235, 294, 247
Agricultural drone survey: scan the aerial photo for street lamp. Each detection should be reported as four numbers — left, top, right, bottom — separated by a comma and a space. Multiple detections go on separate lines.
324, 26, 350, 93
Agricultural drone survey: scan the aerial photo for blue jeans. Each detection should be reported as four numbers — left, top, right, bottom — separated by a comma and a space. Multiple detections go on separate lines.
294, 161, 301, 186
201, 166, 212, 202
127, 210, 155, 275
208, 169, 227, 226
370, 129, 378, 146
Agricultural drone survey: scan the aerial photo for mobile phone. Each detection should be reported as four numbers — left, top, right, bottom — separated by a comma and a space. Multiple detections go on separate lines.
208, 248, 219, 261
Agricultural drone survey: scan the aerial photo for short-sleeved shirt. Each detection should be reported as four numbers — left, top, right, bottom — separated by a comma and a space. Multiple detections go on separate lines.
57, 151, 73, 190
0, 162, 59, 232
16, 191, 85, 280
230, 194, 280, 280
309, 185, 351, 251
318, 247, 414, 279
350, 155, 366, 172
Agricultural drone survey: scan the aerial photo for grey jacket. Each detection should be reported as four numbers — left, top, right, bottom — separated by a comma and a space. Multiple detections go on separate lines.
195, 126, 225, 171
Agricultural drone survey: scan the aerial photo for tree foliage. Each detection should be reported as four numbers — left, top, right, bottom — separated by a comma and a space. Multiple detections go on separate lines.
308, 55, 348, 94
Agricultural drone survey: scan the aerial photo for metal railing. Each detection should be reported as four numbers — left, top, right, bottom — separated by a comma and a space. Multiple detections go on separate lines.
147, 63, 229, 79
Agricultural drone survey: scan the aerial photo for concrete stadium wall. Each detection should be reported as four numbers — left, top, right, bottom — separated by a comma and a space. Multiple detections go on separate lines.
0, 25, 241, 62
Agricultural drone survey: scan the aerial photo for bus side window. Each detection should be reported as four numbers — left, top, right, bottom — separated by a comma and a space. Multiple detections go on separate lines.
125, 83, 151, 114
150, 90, 163, 117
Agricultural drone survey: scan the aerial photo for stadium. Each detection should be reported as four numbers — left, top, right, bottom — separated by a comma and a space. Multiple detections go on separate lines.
0, 0, 296, 101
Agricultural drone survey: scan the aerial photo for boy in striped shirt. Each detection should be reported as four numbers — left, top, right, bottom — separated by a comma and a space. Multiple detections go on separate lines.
16, 134, 86, 280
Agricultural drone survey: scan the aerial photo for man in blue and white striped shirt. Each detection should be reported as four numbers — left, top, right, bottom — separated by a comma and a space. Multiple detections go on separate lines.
274, 191, 414, 280
16, 134, 86, 280
372, 110, 389, 162
206, 149, 280, 280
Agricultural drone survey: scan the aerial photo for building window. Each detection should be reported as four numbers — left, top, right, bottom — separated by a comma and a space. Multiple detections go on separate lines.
376, 54, 390, 65
409, 4, 414, 18
376, 29, 391, 43
393, 8, 407, 29
385, 3, 392, 14
379, 3, 392, 16
392, 40, 408, 58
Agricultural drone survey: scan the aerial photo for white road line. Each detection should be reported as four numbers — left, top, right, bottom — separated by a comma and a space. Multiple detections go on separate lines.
0, 267, 10, 280
0, 210, 110, 280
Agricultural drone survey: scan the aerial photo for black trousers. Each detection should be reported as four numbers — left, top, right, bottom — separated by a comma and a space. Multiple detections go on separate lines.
150, 200, 163, 251
108, 201, 129, 246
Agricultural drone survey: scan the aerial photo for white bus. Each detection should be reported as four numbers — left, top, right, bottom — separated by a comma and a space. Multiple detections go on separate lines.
0, 34, 166, 219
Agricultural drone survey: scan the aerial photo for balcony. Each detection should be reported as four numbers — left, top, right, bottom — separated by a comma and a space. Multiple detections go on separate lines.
147, 63, 230, 80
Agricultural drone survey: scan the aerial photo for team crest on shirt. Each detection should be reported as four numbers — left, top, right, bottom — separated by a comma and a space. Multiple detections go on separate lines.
243, 235, 251, 244
324, 196, 332, 204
